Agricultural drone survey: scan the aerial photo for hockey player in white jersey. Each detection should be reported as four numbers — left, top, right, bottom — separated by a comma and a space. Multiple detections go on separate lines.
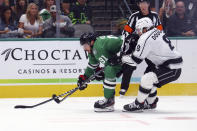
122, 17, 183, 112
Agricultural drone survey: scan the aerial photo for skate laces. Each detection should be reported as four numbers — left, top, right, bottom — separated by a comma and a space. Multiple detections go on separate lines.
144, 100, 151, 108
98, 98, 107, 104
128, 102, 136, 108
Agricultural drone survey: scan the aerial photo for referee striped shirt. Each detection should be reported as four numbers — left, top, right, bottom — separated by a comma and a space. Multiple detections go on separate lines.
121, 10, 163, 54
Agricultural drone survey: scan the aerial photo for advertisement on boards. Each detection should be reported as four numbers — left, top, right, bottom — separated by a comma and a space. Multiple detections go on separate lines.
0, 41, 88, 84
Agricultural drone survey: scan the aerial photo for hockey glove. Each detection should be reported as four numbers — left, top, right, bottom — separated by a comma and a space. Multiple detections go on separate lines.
108, 55, 122, 66
124, 33, 139, 54
77, 75, 88, 90
129, 34, 139, 52
95, 67, 104, 81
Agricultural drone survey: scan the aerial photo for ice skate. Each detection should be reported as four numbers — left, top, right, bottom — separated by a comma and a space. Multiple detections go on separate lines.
123, 99, 144, 112
119, 89, 127, 98
94, 97, 115, 112
144, 97, 159, 110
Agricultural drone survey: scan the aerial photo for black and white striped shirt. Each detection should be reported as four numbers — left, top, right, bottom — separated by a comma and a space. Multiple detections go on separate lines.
121, 10, 163, 54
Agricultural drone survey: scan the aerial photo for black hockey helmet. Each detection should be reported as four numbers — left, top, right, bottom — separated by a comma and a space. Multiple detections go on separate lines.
80, 33, 97, 45
136, 0, 150, 4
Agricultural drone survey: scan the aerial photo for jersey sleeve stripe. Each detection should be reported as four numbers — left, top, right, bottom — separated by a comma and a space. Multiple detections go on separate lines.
87, 63, 99, 69
124, 25, 134, 33
131, 55, 143, 64
160, 57, 183, 67
139, 86, 151, 94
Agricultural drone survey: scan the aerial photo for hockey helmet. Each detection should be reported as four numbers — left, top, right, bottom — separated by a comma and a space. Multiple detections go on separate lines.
80, 33, 97, 45
135, 17, 153, 34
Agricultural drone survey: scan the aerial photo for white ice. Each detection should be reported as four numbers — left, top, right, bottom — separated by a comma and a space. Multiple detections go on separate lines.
0, 96, 197, 131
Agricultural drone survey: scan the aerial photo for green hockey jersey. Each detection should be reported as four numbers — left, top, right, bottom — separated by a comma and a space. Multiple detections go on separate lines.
84, 35, 123, 78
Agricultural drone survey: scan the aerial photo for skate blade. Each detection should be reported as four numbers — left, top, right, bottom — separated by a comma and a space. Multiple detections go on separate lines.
122, 108, 143, 113
94, 106, 114, 112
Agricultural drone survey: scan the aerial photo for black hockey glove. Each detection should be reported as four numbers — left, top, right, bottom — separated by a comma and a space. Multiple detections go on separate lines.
94, 67, 104, 81
129, 34, 139, 52
124, 34, 139, 54
77, 75, 88, 90
108, 55, 122, 66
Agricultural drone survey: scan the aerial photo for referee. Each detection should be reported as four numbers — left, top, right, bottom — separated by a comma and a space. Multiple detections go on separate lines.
120, 0, 163, 96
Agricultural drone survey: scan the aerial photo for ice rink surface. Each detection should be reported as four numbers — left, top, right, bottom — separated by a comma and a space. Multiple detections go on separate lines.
1, 96, 197, 131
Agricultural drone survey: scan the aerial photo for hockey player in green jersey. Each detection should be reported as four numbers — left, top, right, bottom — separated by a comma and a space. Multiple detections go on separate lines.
77, 33, 123, 112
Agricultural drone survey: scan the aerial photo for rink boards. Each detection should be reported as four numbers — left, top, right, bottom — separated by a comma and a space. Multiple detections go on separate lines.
0, 83, 197, 98
0, 38, 197, 98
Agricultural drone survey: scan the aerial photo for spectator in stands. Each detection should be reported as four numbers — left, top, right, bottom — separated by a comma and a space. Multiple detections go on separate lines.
166, 1, 196, 37
150, 0, 164, 11
3, 0, 10, 7
69, 0, 92, 24
9, 0, 15, 9
159, 0, 176, 32
28, 0, 44, 10
0, 1, 3, 13
61, 0, 71, 15
0, 0, 12, 13
43, 5, 74, 38
12, 0, 28, 24
18, 3, 43, 38
0, 6, 18, 38
112, 18, 127, 36
179, 0, 197, 34
40, 0, 55, 21
184, 0, 197, 21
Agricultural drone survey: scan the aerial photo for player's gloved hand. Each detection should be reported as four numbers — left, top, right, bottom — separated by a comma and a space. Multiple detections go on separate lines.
95, 67, 104, 81
124, 33, 139, 54
77, 75, 87, 90
129, 34, 139, 52
108, 55, 122, 66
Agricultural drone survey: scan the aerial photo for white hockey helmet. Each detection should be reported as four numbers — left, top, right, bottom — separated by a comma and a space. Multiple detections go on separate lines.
135, 17, 154, 34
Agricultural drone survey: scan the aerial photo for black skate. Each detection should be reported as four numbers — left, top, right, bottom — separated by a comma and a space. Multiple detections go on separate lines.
119, 89, 126, 96
144, 97, 159, 110
123, 99, 144, 112
94, 97, 115, 112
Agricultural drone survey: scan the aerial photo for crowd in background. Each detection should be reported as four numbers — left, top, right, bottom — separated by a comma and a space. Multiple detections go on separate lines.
158, 0, 197, 37
0, 0, 92, 38
0, 0, 196, 38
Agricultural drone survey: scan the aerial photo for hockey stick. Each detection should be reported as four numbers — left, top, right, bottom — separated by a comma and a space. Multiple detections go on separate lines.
52, 67, 105, 104
14, 68, 104, 109
14, 90, 75, 109
52, 87, 78, 104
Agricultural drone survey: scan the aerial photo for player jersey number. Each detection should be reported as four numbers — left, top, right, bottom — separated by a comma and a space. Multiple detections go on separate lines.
98, 55, 108, 64
163, 35, 174, 51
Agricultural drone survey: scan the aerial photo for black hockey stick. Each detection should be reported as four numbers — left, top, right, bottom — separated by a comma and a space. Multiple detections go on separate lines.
52, 68, 105, 104
14, 89, 75, 109
14, 68, 104, 109
14, 89, 76, 109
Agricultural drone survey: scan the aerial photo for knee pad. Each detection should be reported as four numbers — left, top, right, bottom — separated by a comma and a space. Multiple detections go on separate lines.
140, 72, 158, 90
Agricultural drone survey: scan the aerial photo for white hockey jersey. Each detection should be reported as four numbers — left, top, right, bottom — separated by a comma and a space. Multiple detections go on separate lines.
132, 28, 183, 69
